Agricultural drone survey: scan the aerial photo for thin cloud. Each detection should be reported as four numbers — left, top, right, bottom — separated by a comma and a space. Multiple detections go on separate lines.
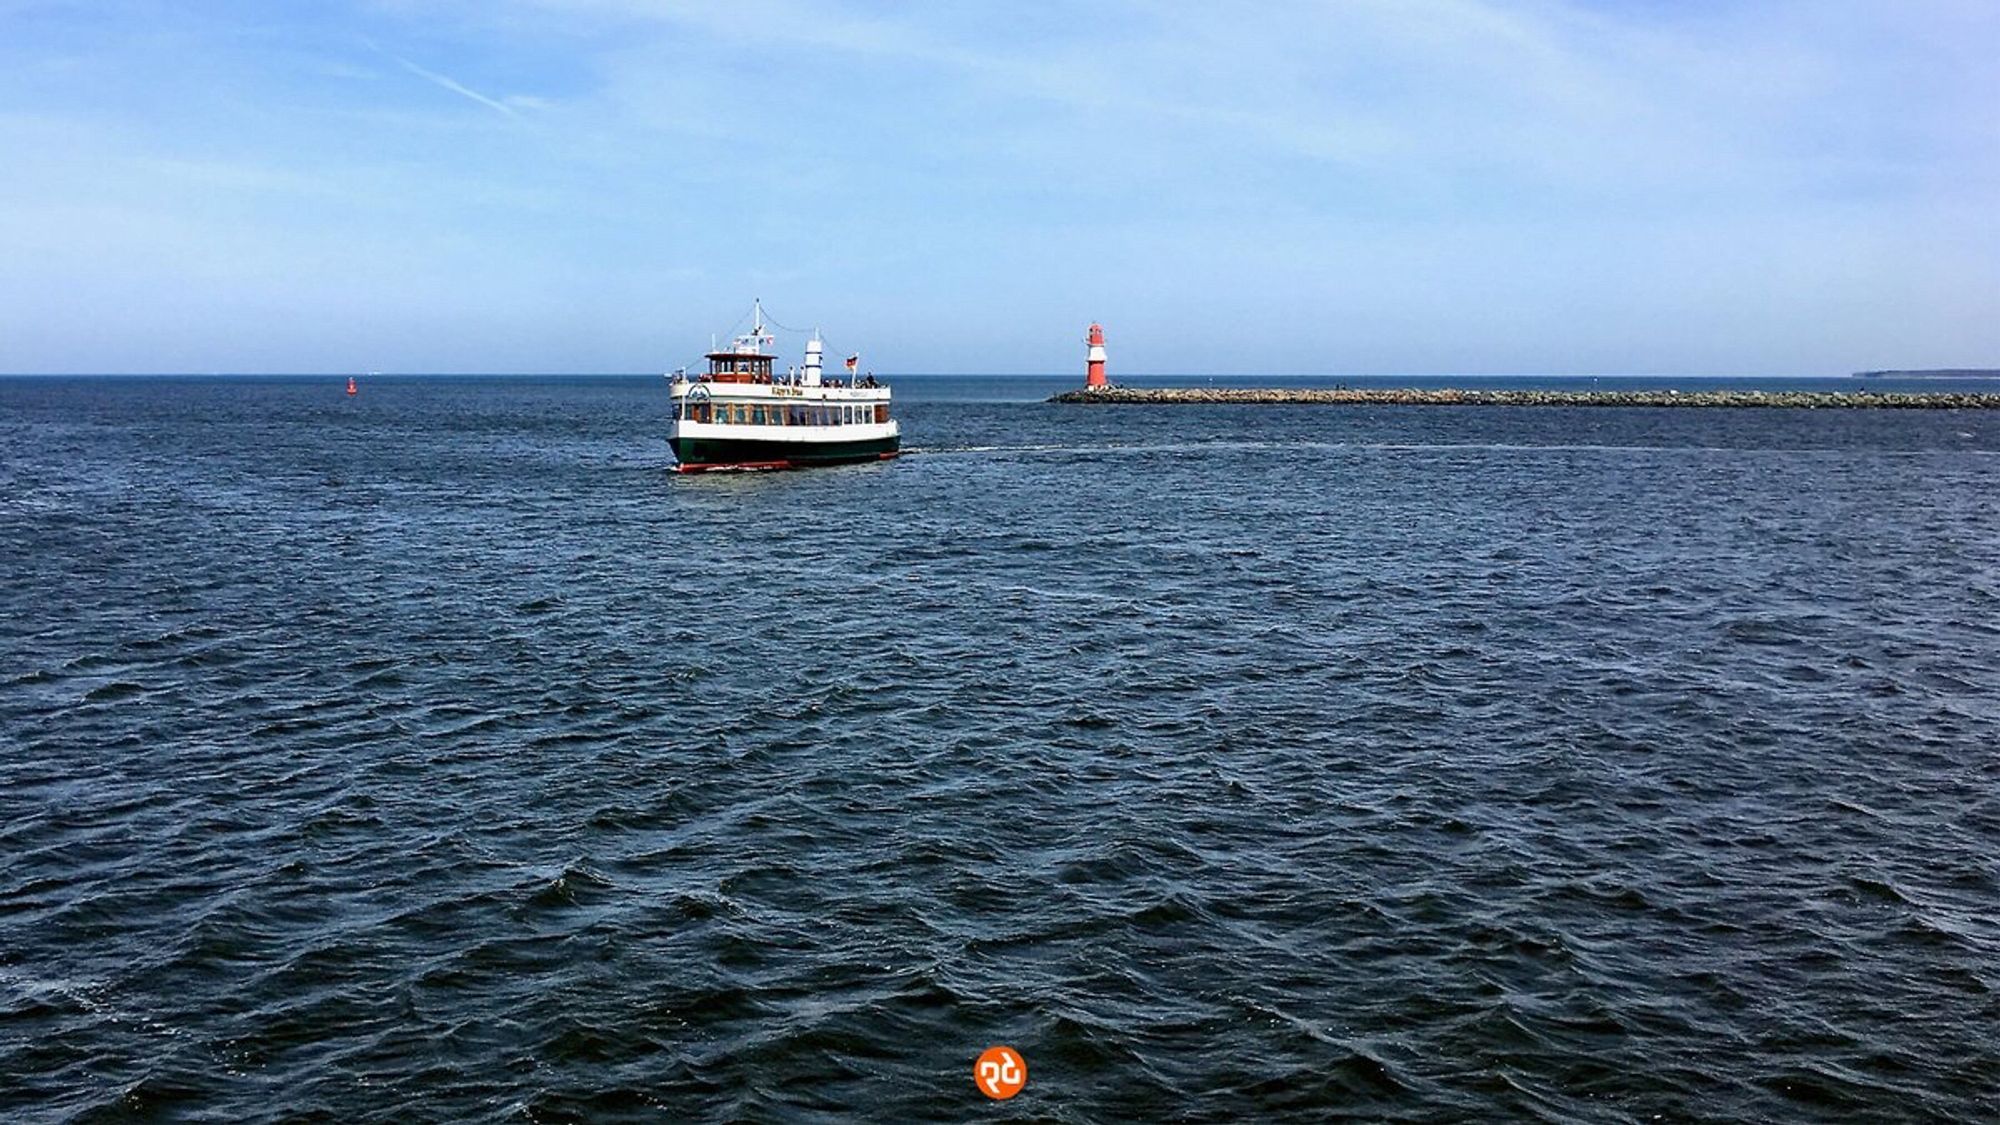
383, 50, 522, 120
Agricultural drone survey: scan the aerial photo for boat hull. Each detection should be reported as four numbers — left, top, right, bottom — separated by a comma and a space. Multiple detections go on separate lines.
670, 434, 900, 472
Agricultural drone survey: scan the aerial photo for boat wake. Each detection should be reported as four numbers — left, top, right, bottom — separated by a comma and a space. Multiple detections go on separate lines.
906, 439, 2000, 459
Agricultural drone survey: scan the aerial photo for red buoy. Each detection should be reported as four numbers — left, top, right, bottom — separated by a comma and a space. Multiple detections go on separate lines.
346, 376, 358, 396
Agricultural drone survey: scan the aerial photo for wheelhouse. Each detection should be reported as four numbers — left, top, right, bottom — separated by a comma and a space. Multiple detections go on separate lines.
703, 350, 775, 383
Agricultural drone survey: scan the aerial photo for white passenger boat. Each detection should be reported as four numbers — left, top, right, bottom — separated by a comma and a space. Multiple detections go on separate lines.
666, 302, 898, 472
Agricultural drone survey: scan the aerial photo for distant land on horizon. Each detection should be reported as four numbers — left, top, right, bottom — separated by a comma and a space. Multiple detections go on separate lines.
1854, 369, 2000, 379
10, 371, 2000, 383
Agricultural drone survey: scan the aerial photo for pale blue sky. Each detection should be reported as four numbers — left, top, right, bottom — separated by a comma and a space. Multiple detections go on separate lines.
2, 0, 1995, 374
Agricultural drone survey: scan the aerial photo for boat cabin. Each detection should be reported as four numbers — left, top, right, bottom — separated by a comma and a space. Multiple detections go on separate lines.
704, 349, 775, 384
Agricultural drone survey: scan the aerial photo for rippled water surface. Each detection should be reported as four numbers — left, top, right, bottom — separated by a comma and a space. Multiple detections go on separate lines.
4, 375, 1999, 1121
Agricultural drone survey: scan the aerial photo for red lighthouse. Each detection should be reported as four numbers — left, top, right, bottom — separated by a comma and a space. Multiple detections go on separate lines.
1085, 323, 1107, 387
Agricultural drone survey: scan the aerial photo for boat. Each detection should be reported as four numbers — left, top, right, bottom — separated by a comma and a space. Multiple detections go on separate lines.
666, 301, 898, 473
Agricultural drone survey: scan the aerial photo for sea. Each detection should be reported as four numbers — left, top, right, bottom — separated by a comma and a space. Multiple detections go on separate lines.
3, 373, 1998, 1121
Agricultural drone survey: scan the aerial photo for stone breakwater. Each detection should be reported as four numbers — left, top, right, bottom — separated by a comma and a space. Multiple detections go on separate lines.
1050, 385, 2000, 409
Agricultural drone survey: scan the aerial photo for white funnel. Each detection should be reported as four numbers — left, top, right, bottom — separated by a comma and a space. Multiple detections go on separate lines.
803, 334, 823, 386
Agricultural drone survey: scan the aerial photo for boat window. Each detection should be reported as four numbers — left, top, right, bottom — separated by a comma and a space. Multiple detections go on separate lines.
874, 403, 889, 423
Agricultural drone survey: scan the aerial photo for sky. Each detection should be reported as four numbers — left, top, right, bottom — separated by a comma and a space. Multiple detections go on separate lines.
1, 0, 1996, 375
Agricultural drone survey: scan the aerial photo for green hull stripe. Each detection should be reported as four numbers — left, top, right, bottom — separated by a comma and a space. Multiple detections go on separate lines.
671, 435, 899, 467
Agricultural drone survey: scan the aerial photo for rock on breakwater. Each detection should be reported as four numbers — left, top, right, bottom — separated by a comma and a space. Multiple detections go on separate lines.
1050, 385, 2000, 409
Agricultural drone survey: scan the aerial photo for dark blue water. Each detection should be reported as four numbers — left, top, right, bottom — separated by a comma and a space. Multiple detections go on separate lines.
4, 375, 1999, 1121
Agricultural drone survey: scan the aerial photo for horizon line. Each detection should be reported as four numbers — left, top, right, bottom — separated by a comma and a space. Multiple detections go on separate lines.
0, 370, 1885, 380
